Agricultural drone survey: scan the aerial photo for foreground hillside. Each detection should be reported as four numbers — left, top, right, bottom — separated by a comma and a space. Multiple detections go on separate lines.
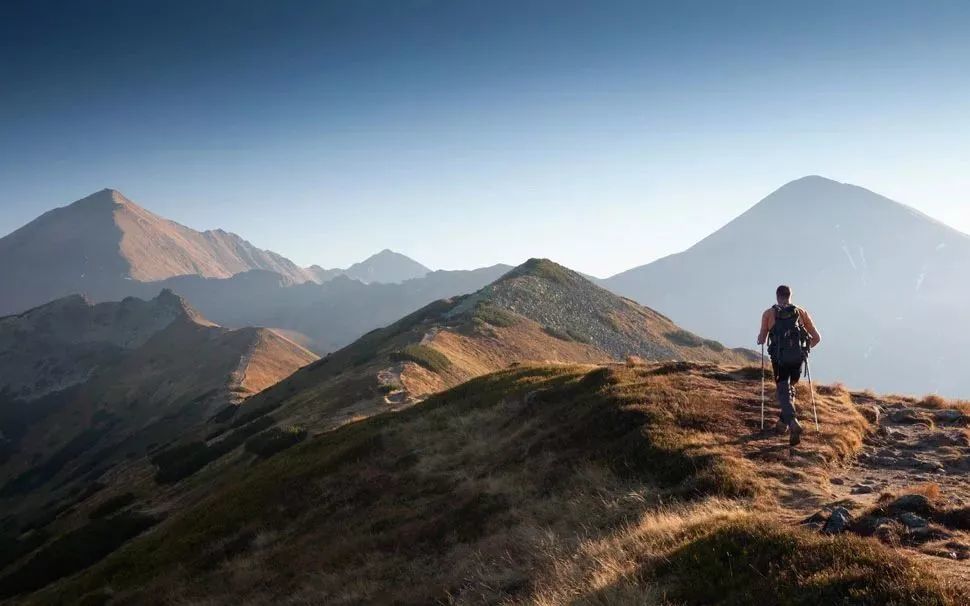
21, 362, 970, 605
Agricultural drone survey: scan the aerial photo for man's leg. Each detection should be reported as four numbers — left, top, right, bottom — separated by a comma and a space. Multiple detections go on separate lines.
785, 363, 804, 445
776, 365, 798, 426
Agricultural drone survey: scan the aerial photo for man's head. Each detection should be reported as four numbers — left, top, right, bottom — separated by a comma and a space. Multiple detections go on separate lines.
776, 284, 792, 305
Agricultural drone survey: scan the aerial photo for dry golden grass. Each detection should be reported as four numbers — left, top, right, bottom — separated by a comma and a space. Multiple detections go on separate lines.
918, 393, 970, 413
23, 363, 962, 606
625, 355, 645, 367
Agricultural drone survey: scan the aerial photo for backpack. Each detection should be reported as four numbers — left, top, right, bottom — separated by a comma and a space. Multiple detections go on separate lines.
768, 304, 809, 366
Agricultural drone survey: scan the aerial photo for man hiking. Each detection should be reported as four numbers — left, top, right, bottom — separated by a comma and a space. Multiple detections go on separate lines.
757, 285, 821, 446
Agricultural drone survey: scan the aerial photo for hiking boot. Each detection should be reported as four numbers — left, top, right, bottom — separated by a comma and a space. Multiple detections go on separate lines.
773, 419, 788, 434
789, 419, 804, 446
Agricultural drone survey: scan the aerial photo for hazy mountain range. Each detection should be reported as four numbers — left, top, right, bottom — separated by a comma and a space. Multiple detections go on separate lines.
0, 189, 432, 316
4, 176, 970, 396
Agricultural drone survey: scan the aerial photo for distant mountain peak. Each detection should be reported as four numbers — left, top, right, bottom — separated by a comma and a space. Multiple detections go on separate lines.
150, 288, 213, 326
343, 250, 430, 284
0, 190, 324, 313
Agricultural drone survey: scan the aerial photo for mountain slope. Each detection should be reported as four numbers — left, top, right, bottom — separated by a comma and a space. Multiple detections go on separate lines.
210, 258, 755, 434
0, 291, 316, 526
603, 175, 970, 397
0, 189, 317, 314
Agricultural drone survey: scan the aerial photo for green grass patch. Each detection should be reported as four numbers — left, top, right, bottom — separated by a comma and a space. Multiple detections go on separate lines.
471, 304, 521, 328
389, 344, 452, 373
542, 325, 591, 344
245, 426, 308, 459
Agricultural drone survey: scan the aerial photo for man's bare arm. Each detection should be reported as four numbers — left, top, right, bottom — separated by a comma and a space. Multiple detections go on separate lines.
757, 309, 771, 345
801, 309, 821, 348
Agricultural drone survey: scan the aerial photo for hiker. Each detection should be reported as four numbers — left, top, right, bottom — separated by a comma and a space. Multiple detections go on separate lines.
757, 285, 821, 445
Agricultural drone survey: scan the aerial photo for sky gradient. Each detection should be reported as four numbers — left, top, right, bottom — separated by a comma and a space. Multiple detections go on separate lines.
2, 0, 968, 276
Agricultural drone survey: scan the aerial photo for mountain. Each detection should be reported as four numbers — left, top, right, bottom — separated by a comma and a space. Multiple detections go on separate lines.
303, 249, 432, 286
0, 189, 324, 314
341, 249, 431, 284
0, 290, 316, 525
603, 175, 970, 397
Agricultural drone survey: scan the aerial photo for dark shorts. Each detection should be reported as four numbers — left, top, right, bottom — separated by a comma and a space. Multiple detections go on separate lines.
772, 361, 802, 385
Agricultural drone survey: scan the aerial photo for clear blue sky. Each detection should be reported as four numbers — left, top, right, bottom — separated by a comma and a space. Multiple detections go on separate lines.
2, 1, 968, 277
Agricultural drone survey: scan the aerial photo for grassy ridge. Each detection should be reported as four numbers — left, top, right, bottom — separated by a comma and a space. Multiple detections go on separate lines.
31, 364, 961, 605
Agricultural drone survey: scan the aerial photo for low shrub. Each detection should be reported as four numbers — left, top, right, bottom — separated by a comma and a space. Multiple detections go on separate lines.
666, 329, 704, 348
542, 326, 590, 343
472, 304, 520, 328
390, 345, 451, 373
245, 426, 308, 459
89, 493, 136, 520
702, 338, 726, 352
152, 416, 277, 483
0, 511, 158, 599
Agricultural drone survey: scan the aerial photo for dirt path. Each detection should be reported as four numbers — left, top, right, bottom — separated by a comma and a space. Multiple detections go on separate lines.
742, 388, 970, 582
830, 396, 970, 509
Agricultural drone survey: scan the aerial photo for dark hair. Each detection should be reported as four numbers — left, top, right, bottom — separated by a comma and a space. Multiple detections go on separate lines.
776, 285, 792, 300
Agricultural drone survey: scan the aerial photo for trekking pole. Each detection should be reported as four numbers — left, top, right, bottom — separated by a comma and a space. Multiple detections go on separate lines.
760, 343, 765, 430
805, 355, 820, 434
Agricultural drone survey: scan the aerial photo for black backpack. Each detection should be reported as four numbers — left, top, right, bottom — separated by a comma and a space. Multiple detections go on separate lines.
768, 304, 809, 366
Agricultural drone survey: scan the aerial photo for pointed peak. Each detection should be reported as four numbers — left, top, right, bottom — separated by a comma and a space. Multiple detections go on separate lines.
343, 250, 431, 284
366, 248, 406, 260
774, 175, 847, 194
497, 258, 583, 286
69, 188, 133, 210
